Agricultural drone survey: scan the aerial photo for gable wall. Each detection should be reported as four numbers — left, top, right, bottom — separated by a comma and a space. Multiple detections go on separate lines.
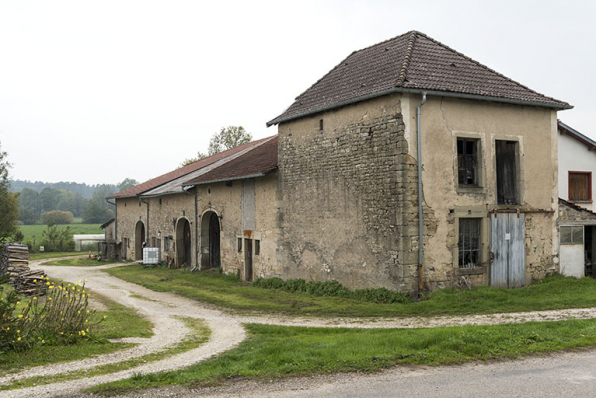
278, 93, 425, 292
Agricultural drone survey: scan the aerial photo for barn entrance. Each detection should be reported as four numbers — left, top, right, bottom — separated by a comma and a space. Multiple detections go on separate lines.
176, 218, 192, 268
134, 221, 145, 261
201, 211, 221, 269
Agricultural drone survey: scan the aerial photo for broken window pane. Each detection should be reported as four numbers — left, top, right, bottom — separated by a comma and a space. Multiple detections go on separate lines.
572, 226, 584, 244
457, 138, 478, 186
560, 226, 572, 245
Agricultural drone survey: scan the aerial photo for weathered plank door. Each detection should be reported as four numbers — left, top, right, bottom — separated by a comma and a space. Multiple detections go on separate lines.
490, 213, 525, 288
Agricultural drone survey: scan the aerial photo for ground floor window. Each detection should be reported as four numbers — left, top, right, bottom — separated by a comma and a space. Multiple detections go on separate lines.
560, 226, 584, 245
458, 218, 481, 268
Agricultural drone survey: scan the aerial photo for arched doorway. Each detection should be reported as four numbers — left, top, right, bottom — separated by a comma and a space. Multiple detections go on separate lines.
201, 211, 221, 269
134, 221, 145, 261
175, 218, 192, 268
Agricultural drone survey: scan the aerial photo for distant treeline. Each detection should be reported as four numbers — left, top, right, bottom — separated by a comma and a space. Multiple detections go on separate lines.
9, 178, 138, 225
10, 180, 119, 199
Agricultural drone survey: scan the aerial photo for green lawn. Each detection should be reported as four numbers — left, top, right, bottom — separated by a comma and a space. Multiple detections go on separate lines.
88, 319, 596, 394
42, 257, 121, 267
105, 265, 596, 317
0, 285, 153, 375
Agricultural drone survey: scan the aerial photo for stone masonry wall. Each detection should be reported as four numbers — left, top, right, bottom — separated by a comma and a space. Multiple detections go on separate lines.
278, 94, 435, 292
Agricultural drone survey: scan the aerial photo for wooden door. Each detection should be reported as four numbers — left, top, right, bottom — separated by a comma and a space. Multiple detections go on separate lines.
490, 213, 525, 288
245, 238, 253, 281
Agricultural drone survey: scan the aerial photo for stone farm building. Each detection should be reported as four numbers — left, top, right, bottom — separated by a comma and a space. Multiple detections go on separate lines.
109, 31, 572, 294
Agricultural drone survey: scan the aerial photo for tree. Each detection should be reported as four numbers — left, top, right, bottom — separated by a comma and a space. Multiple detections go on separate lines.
17, 188, 41, 224
41, 210, 74, 225
181, 126, 253, 167
41, 224, 74, 252
0, 143, 19, 242
117, 178, 139, 192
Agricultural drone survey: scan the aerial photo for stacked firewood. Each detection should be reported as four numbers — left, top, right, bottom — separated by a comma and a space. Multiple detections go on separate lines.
0, 243, 47, 296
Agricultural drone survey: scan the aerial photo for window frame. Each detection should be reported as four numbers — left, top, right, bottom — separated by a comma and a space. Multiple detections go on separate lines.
560, 225, 584, 245
458, 217, 482, 269
568, 171, 592, 203
457, 137, 480, 187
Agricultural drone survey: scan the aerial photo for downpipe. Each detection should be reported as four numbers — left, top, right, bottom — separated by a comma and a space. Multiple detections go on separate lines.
416, 92, 427, 296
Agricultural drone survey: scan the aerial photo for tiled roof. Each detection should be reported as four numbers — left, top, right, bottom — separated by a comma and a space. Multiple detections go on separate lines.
108, 137, 272, 198
559, 198, 596, 217
184, 136, 278, 186
268, 31, 571, 126
558, 120, 596, 150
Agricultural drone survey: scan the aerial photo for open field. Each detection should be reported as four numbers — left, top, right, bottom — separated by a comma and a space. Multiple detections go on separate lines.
19, 224, 103, 241
42, 257, 122, 267
106, 265, 596, 317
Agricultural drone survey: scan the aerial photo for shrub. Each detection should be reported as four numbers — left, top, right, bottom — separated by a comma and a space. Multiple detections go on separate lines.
252, 277, 411, 304
41, 210, 74, 225
0, 278, 104, 352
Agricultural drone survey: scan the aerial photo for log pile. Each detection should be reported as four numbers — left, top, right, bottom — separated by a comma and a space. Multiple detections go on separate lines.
0, 243, 47, 296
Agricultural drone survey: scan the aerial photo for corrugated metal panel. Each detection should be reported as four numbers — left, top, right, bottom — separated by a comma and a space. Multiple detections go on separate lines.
491, 213, 525, 288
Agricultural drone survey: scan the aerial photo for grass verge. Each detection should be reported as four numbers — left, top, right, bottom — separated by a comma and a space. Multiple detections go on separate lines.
30, 252, 86, 261
106, 265, 596, 317
0, 317, 209, 391
88, 319, 596, 394
42, 258, 121, 267
0, 287, 153, 375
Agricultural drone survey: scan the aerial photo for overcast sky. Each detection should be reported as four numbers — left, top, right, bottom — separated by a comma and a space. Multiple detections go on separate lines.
1, 0, 594, 185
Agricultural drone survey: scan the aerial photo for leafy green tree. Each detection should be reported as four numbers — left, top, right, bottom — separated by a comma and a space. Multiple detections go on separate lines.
82, 200, 114, 224
17, 188, 42, 224
0, 143, 19, 242
41, 224, 74, 252
181, 126, 252, 167
39, 187, 61, 212
117, 178, 139, 192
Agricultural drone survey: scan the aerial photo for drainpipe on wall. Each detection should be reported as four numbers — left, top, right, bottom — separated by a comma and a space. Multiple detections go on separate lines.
139, 197, 149, 246
105, 198, 117, 241
416, 92, 427, 296
183, 187, 199, 272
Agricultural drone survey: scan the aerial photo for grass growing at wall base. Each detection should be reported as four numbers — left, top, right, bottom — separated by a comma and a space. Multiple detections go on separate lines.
88, 319, 596, 394
106, 265, 596, 317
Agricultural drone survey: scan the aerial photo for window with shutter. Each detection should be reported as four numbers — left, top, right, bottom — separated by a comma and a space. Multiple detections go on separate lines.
569, 172, 591, 202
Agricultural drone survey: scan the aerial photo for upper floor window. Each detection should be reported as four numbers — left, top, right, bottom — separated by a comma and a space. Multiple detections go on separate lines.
457, 138, 479, 186
495, 140, 518, 205
569, 171, 592, 202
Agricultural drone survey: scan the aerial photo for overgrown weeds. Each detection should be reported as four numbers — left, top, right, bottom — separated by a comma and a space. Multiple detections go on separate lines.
0, 277, 104, 353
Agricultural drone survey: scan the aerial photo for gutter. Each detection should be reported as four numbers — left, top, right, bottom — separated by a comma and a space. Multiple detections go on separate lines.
182, 187, 199, 271
267, 88, 573, 126
416, 92, 427, 296
105, 198, 117, 242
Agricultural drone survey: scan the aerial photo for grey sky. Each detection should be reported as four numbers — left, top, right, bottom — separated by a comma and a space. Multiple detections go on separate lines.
1, 0, 594, 185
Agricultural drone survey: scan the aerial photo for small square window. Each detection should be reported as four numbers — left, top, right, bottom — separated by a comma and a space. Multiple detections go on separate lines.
458, 218, 481, 268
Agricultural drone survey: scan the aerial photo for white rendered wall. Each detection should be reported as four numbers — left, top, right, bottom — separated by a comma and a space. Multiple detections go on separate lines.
558, 133, 596, 211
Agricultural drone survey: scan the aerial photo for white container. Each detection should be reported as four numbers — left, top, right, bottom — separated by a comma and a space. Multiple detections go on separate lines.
143, 247, 160, 265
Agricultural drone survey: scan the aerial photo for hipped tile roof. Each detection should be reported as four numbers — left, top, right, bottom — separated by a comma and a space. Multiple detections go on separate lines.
108, 136, 273, 198
184, 136, 278, 186
268, 31, 571, 126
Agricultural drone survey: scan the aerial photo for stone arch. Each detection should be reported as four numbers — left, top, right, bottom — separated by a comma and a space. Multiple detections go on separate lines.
175, 217, 192, 268
134, 220, 145, 261
201, 210, 221, 269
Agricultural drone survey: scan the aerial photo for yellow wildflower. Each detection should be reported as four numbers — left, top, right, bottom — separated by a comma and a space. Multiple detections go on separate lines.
18, 315, 23, 318
17, 337, 21, 341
